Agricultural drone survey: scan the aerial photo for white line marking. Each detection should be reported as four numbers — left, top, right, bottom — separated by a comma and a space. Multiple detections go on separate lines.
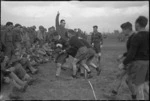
0, 95, 3, 100
88, 80, 97, 100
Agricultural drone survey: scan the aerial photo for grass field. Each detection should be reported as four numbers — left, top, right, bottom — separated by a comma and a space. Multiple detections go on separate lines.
1, 36, 136, 100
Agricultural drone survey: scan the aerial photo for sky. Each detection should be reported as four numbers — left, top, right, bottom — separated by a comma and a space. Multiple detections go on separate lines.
1, 1, 149, 33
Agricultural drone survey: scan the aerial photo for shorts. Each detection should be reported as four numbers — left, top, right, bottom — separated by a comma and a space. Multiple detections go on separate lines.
93, 42, 102, 53
86, 48, 96, 62
75, 46, 88, 61
127, 60, 149, 86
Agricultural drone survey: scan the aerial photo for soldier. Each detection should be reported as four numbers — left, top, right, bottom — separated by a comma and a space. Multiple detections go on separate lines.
46, 26, 55, 43
37, 25, 45, 46
21, 27, 31, 49
1, 55, 34, 99
28, 26, 37, 45
91, 25, 103, 65
3, 22, 14, 59
43, 27, 47, 43
13, 24, 22, 49
55, 11, 68, 41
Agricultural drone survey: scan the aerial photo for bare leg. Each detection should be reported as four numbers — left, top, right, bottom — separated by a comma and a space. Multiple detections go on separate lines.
11, 79, 22, 89
81, 60, 92, 78
9, 72, 26, 86
136, 84, 145, 100
126, 76, 136, 96
144, 82, 149, 95
111, 70, 126, 96
56, 63, 62, 77
144, 82, 149, 100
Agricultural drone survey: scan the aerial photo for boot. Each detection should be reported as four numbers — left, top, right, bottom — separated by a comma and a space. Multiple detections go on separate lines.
87, 71, 93, 79
96, 68, 101, 76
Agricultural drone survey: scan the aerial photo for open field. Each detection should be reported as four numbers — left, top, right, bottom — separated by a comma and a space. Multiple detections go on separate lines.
1, 36, 137, 100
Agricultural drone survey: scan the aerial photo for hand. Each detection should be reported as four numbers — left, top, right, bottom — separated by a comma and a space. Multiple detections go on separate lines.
60, 50, 66, 54
117, 55, 123, 62
91, 43, 94, 47
62, 50, 66, 53
100, 45, 103, 48
118, 63, 125, 70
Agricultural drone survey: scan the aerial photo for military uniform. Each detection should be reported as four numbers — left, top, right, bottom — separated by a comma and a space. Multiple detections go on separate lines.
22, 31, 30, 49
37, 30, 44, 45
91, 31, 103, 53
3, 29, 14, 58
27, 28, 36, 45
55, 13, 68, 41
12, 28, 22, 49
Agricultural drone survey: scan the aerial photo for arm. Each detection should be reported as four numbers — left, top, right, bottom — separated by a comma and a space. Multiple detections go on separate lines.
55, 12, 60, 31
99, 32, 103, 44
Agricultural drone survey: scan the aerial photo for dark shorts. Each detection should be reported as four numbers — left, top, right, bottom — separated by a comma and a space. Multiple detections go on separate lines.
55, 52, 69, 64
75, 46, 88, 61
93, 43, 102, 53
127, 60, 149, 86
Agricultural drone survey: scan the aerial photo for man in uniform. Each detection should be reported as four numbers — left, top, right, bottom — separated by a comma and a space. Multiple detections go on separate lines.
46, 26, 55, 43
55, 11, 68, 41
28, 26, 37, 45
3, 22, 14, 59
91, 25, 103, 65
37, 26, 45, 46
12, 24, 22, 49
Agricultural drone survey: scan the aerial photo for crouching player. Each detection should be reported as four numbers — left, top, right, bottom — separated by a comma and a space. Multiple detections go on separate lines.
78, 38, 101, 76
67, 29, 92, 79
